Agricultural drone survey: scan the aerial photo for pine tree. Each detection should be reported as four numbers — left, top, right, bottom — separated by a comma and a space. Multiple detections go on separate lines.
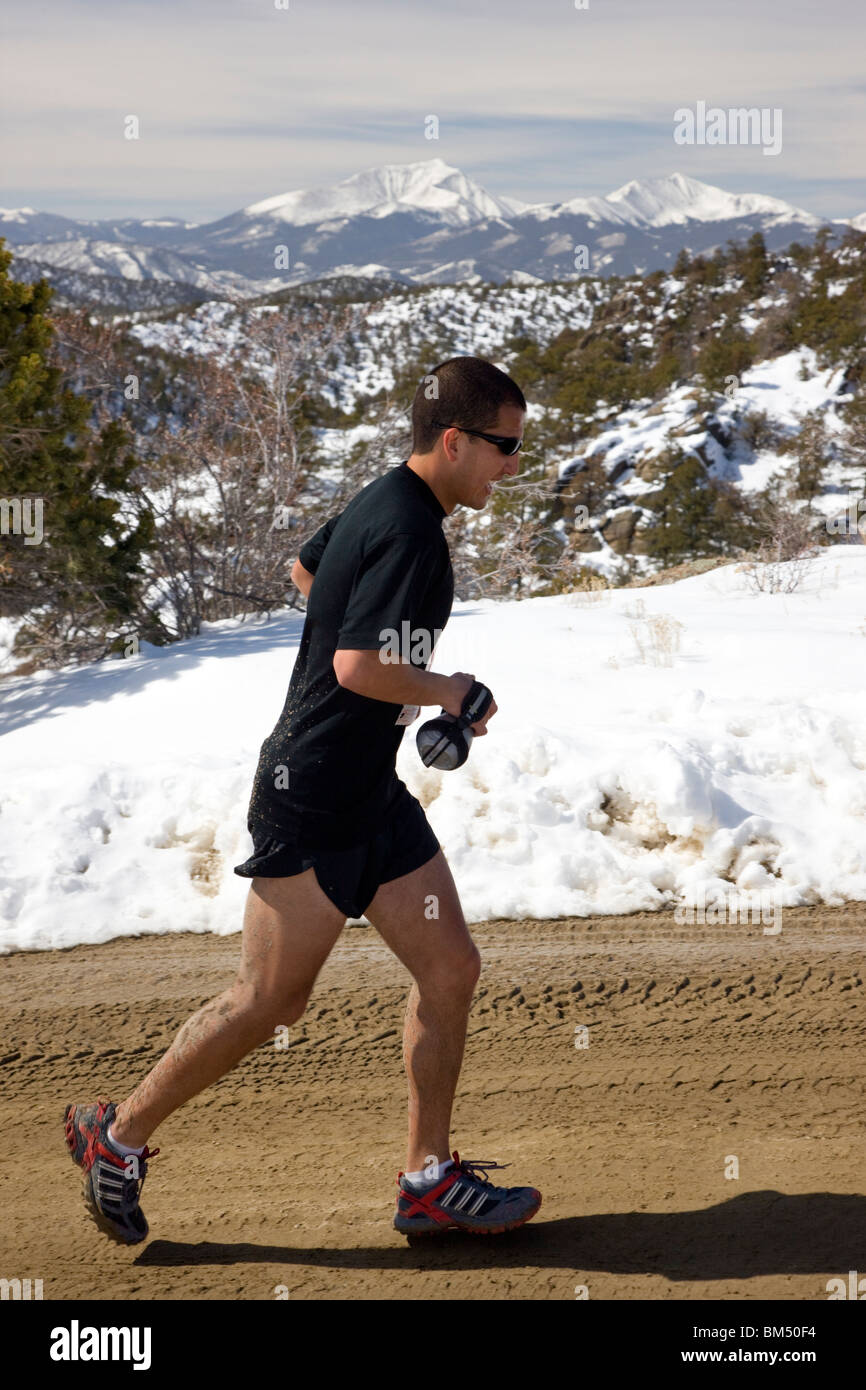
643, 453, 756, 565
695, 327, 753, 395
0, 239, 155, 667
840, 391, 866, 499
792, 408, 830, 508
740, 231, 769, 297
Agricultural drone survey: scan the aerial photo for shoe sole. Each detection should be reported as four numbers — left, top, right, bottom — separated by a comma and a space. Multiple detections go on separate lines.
394, 1190, 542, 1236
63, 1102, 86, 1165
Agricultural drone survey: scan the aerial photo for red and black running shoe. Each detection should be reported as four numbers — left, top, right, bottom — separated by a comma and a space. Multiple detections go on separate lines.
63, 1098, 159, 1245
394, 1150, 541, 1236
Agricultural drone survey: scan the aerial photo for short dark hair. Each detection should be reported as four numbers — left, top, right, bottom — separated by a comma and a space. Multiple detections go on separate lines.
411, 356, 526, 454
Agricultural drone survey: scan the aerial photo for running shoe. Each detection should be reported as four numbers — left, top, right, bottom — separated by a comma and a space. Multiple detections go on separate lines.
63, 1098, 159, 1245
394, 1150, 541, 1235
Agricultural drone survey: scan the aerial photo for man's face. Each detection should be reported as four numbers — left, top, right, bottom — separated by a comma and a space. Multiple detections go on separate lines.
446, 404, 525, 511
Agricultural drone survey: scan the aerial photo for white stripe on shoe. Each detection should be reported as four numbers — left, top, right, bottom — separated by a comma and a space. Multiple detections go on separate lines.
453, 1185, 477, 1212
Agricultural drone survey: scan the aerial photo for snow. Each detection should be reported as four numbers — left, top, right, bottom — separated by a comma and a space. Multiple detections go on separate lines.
14, 236, 225, 290
128, 281, 596, 411
6, 164, 844, 299
522, 173, 820, 230
140, 218, 199, 229
2, 547, 865, 952
243, 158, 528, 229
560, 346, 852, 504
0, 616, 25, 672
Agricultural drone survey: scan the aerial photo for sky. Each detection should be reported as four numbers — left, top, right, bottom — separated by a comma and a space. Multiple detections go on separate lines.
1, 0, 864, 223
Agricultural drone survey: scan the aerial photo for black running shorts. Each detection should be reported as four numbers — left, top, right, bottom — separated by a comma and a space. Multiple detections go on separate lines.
232, 785, 441, 920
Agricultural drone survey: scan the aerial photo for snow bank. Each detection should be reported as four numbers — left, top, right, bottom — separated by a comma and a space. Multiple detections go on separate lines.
1, 548, 865, 950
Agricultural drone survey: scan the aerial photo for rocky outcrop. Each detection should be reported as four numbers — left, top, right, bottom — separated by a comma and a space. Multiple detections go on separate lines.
600, 507, 640, 553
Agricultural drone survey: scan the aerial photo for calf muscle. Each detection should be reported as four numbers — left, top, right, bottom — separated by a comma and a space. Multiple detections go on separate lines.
111, 867, 347, 1148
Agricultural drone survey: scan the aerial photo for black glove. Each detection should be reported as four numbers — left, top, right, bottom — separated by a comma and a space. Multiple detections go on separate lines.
416, 681, 494, 770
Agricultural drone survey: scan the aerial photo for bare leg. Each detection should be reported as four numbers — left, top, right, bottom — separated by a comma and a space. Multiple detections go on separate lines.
111, 868, 347, 1148
364, 849, 481, 1173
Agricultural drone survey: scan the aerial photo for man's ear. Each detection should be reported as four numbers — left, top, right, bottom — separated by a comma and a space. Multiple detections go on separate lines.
440, 426, 460, 460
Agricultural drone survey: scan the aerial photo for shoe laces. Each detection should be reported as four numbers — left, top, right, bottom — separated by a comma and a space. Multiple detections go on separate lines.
122, 1144, 160, 1175
455, 1155, 511, 1195
113, 1147, 160, 1207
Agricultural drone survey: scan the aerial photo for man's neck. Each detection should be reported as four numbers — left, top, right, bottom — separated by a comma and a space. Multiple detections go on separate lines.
405, 455, 455, 516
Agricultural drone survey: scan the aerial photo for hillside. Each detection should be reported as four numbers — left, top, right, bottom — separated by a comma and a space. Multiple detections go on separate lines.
2, 224, 865, 676
122, 224, 866, 576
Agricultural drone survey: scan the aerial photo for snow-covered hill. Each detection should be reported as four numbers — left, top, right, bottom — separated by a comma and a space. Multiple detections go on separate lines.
118, 229, 866, 585
127, 279, 599, 406
10, 237, 249, 296
553, 345, 863, 579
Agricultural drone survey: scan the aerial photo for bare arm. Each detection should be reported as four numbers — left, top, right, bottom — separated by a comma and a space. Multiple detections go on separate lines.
334, 650, 453, 706
291, 557, 315, 599
333, 651, 497, 732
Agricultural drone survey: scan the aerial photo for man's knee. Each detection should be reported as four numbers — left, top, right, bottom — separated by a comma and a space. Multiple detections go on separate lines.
420, 943, 482, 997
464, 944, 482, 986
235, 979, 313, 1034
268, 987, 312, 1029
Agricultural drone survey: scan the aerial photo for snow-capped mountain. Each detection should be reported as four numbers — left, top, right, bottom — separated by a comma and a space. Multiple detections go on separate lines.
0, 207, 200, 245
531, 172, 820, 230
1, 160, 856, 308
239, 158, 528, 227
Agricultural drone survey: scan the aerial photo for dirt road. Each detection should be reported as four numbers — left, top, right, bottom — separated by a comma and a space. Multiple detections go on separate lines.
1, 904, 863, 1300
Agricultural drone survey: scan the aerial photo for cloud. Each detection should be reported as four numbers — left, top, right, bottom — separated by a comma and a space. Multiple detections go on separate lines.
1, 0, 863, 220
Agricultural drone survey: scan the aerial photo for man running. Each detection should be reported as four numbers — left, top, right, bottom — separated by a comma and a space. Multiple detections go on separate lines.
63, 355, 542, 1243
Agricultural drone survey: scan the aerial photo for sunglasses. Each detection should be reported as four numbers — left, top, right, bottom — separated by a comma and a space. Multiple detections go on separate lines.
434, 422, 523, 456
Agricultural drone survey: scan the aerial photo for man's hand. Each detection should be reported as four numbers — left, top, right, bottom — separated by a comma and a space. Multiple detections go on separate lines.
443, 672, 498, 736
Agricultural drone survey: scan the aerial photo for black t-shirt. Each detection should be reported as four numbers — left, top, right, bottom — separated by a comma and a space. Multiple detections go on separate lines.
246, 460, 454, 850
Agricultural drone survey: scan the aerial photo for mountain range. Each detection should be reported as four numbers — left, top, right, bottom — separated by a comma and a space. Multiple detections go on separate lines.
2, 159, 862, 307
